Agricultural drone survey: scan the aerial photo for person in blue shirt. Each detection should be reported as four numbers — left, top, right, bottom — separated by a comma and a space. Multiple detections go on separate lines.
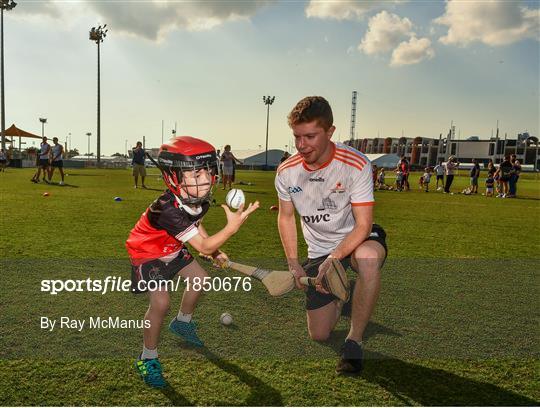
469, 159, 481, 194
132, 141, 147, 189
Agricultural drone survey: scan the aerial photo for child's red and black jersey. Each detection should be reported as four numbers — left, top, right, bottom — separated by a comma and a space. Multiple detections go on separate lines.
126, 190, 210, 266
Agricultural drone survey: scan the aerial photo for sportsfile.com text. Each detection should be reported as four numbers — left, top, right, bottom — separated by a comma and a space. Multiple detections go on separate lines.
41, 276, 252, 295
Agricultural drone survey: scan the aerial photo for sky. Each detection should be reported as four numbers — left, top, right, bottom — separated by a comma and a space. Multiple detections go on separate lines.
5, 0, 540, 155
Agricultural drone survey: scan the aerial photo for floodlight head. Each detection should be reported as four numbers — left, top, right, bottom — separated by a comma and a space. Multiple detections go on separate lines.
39, 118, 47, 124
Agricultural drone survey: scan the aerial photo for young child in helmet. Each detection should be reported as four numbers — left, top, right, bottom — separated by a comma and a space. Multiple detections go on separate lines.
126, 136, 259, 388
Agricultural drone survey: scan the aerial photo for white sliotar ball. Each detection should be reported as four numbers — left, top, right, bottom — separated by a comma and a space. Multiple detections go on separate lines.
220, 312, 233, 326
225, 189, 245, 210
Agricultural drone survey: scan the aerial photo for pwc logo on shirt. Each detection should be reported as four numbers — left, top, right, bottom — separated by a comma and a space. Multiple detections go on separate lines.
302, 214, 330, 224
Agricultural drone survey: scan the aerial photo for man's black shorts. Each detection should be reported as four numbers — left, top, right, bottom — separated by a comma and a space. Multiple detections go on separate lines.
51, 160, 63, 168
303, 224, 387, 311
436, 175, 444, 181
131, 247, 193, 294
39, 159, 49, 167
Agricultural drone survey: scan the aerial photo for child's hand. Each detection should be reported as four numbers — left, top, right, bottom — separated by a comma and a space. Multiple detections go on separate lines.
213, 251, 229, 268
221, 201, 260, 233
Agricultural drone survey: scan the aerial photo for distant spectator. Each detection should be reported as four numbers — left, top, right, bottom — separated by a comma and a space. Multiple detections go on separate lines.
444, 155, 459, 193
372, 164, 378, 189
399, 157, 410, 191
280, 151, 291, 163
132, 141, 147, 189
487, 159, 496, 177
395, 169, 403, 192
0, 148, 7, 172
422, 167, 432, 192
48, 137, 65, 185
377, 168, 386, 189
216, 149, 222, 185
494, 167, 502, 196
485, 173, 495, 197
31, 137, 51, 183
433, 159, 445, 191
469, 159, 481, 194
498, 156, 512, 198
507, 154, 521, 198
220, 145, 242, 190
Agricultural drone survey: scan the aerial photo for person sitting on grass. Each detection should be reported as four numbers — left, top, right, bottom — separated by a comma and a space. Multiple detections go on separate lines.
126, 136, 259, 389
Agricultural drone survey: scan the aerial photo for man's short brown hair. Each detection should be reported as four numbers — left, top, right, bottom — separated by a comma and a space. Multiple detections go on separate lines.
287, 96, 333, 131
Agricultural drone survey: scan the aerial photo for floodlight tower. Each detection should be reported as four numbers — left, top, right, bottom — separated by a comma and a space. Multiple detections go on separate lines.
86, 132, 92, 157
350, 90, 357, 142
89, 24, 108, 166
39, 117, 47, 137
1, 0, 17, 151
263, 95, 275, 169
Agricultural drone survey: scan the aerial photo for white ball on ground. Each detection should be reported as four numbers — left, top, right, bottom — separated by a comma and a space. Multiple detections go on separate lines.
220, 312, 233, 326
225, 189, 245, 210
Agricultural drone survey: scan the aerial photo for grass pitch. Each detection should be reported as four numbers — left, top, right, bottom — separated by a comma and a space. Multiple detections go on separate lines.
0, 168, 539, 406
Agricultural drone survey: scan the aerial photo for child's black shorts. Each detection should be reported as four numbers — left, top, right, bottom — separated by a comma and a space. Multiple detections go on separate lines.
131, 248, 194, 294
303, 224, 387, 311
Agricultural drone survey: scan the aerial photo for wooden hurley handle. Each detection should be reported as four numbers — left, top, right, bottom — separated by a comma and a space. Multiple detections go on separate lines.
226, 261, 258, 277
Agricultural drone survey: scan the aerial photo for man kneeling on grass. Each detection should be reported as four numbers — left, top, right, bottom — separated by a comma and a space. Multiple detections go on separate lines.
275, 96, 388, 376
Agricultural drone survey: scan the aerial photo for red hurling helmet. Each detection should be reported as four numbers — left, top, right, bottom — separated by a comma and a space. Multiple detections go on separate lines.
158, 136, 218, 205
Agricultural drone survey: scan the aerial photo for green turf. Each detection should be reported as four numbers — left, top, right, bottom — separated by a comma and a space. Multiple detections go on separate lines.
0, 168, 539, 406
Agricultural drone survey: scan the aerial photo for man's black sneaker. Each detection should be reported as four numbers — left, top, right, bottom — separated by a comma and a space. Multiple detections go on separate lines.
336, 339, 363, 376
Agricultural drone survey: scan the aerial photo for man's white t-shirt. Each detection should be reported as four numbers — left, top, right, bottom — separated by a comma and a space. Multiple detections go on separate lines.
275, 142, 374, 259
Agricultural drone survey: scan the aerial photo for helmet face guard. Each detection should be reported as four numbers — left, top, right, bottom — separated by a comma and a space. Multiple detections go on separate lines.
157, 137, 219, 206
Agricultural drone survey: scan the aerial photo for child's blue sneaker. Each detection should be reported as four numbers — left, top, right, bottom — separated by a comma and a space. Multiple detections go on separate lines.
168, 318, 204, 347
135, 357, 166, 388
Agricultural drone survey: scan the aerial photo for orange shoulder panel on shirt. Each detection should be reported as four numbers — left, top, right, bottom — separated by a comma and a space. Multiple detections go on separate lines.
334, 155, 364, 171
277, 155, 302, 173
336, 148, 367, 166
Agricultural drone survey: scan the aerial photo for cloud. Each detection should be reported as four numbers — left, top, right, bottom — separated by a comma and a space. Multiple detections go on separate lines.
391, 37, 434, 66
435, 0, 540, 46
8, 1, 62, 19
9, 1, 275, 41
90, 1, 275, 41
358, 11, 413, 55
305, 0, 405, 20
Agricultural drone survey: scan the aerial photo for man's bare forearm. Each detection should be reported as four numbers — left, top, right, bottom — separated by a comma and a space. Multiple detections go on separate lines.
331, 221, 372, 260
278, 213, 298, 263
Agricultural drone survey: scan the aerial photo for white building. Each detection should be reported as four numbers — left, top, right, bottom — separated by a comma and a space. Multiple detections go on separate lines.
346, 132, 539, 170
